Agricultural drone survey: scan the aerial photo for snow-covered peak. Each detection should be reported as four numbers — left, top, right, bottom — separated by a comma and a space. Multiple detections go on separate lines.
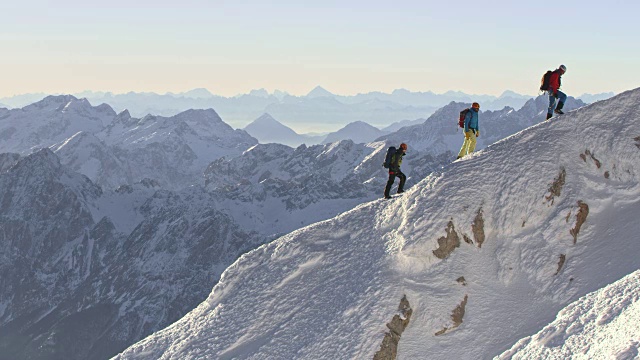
113, 109, 134, 125
498, 90, 530, 99
5, 148, 102, 198
172, 108, 223, 123
306, 85, 335, 98
10, 147, 62, 174
21, 94, 79, 111
94, 102, 117, 116
21, 95, 114, 119
0, 95, 118, 154
94, 108, 257, 189
243, 113, 305, 147
180, 88, 214, 99
249, 88, 271, 98
322, 120, 387, 144
116, 88, 640, 360
252, 112, 281, 125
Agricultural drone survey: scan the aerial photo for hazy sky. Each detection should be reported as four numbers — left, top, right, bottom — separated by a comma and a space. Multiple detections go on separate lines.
1, 0, 639, 98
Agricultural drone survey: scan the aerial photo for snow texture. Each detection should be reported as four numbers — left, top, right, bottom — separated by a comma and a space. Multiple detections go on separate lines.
498, 270, 640, 359
115, 89, 640, 359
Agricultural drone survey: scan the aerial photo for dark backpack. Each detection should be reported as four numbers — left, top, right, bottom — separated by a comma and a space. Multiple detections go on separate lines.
458, 108, 470, 128
383, 146, 396, 168
540, 70, 553, 91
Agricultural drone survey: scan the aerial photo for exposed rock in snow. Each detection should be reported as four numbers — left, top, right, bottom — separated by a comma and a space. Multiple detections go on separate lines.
374, 295, 413, 360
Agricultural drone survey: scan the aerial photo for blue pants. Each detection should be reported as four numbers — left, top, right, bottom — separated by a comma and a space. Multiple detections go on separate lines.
548, 90, 567, 114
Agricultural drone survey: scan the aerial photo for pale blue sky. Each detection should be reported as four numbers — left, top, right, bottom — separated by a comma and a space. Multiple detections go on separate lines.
1, 0, 639, 97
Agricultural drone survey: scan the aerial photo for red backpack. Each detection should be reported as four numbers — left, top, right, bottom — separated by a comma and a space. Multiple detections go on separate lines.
458, 108, 470, 128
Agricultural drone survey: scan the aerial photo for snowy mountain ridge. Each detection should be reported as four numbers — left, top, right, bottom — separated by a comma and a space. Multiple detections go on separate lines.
201, 95, 588, 236
378, 95, 585, 155
0, 96, 258, 190
115, 88, 640, 359
0, 95, 116, 154
0, 149, 267, 359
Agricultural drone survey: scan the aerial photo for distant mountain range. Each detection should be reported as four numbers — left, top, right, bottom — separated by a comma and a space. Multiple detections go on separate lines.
244, 114, 390, 147
0, 88, 614, 133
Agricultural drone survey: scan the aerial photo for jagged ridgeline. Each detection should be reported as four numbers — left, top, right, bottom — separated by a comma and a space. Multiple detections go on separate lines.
114, 88, 640, 359
0, 91, 627, 360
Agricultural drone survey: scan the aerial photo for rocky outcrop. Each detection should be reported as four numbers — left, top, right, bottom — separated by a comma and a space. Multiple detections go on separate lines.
570, 201, 590, 244
373, 295, 413, 360
433, 221, 461, 259
435, 295, 469, 336
463, 234, 473, 245
545, 167, 566, 205
0, 153, 20, 173
472, 208, 485, 248
580, 149, 601, 168
555, 254, 566, 275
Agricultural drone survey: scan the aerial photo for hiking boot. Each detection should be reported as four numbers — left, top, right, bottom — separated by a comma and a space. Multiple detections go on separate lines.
384, 195, 392, 199
554, 101, 565, 115
546, 113, 553, 120
397, 190, 404, 194
554, 109, 564, 115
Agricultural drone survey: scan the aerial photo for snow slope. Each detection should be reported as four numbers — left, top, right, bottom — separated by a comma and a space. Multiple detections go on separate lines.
377, 95, 585, 155
115, 89, 640, 359
498, 270, 640, 359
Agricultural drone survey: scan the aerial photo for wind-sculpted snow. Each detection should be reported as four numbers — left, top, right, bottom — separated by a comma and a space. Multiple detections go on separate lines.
497, 270, 640, 359
116, 88, 640, 359
0, 150, 266, 360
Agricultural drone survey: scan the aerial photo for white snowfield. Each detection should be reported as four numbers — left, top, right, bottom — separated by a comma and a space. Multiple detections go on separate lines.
498, 270, 640, 359
114, 88, 640, 360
